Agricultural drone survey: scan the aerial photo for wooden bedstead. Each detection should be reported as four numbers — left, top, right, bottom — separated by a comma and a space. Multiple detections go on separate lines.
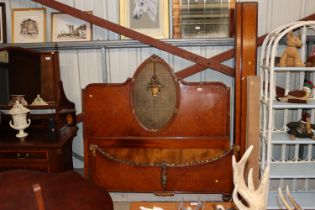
75, 1, 258, 198
27, 0, 258, 197
83, 55, 234, 195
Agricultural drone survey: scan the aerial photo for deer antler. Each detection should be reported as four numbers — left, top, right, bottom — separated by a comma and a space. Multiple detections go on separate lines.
232, 145, 270, 210
278, 186, 302, 210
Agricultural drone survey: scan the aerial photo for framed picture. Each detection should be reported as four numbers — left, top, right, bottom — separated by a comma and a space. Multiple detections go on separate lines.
0, 3, 7, 43
12, 8, 46, 43
119, 0, 169, 39
51, 12, 92, 42
172, 0, 234, 38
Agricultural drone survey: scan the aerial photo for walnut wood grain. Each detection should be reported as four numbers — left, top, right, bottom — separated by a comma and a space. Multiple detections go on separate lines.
0, 127, 77, 172
89, 149, 233, 193
83, 81, 230, 139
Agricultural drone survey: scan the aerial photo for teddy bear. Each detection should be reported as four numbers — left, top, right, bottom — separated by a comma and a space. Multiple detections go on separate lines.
279, 31, 305, 67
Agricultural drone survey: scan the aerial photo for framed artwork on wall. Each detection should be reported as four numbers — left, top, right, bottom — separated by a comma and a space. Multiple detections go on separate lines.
119, 0, 169, 39
51, 12, 92, 42
0, 3, 7, 43
172, 0, 235, 38
12, 8, 46, 43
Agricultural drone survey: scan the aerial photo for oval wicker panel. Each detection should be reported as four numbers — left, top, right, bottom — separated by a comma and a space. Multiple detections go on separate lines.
132, 56, 178, 131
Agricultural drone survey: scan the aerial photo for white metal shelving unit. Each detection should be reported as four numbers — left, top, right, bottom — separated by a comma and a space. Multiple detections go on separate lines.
260, 21, 315, 209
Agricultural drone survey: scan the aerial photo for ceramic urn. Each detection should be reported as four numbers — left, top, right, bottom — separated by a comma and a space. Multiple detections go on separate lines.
9, 100, 31, 138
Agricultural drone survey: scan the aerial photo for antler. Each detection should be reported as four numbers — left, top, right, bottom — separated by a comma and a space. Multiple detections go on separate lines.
232, 145, 270, 210
278, 186, 302, 210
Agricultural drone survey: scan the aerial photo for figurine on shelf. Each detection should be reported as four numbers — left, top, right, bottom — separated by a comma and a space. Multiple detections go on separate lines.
31, 94, 48, 106
277, 80, 313, 103
306, 55, 315, 67
287, 113, 315, 140
279, 31, 305, 67
8, 95, 28, 106
306, 47, 315, 67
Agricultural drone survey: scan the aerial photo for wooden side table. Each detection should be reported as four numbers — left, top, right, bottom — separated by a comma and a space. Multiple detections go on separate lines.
0, 127, 77, 172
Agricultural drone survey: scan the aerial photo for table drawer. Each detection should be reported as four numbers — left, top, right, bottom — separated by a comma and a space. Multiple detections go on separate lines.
0, 151, 48, 160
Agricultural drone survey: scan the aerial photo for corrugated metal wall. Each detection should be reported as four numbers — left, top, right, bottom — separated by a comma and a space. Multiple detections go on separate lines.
1, 0, 315, 168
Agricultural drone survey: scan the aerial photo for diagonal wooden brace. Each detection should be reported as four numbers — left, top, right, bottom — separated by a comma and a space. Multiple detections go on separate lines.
177, 49, 234, 79
31, 0, 234, 77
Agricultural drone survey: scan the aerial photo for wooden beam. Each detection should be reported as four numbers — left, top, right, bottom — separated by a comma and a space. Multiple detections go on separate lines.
176, 50, 234, 79
301, 13, 315, 21
234, 2, 243, 159
31, 0, 234, 77
234, 2, 258, 156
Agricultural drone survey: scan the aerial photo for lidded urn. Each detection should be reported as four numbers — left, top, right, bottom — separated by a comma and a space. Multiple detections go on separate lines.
9, 101, 31, 138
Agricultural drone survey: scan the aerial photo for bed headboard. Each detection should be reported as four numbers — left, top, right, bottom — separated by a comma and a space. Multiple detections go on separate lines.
83, 55, 233, 194
84, 55, 230, 143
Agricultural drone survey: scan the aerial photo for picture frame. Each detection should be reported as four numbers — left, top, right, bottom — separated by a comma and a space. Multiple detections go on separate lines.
0, 3, 7, 44
172, 0, 234, 38
12, 8, 46, 43
119, 0, 169, 39
51, 12, 92, 42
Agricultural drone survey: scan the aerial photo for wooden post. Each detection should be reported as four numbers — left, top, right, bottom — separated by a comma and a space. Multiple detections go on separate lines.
234, 2, 258, 157
33, 184, 46, 210
246, 76, 261, 187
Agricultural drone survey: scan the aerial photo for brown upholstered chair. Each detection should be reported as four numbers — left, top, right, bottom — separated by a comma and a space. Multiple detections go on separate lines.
0, 170, 113, 210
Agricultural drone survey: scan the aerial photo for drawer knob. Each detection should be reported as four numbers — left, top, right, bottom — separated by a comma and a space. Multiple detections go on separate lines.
16, 153, 30, 160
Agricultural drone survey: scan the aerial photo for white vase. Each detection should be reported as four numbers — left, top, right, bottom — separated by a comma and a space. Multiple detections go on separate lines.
9, 101, 31, 138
